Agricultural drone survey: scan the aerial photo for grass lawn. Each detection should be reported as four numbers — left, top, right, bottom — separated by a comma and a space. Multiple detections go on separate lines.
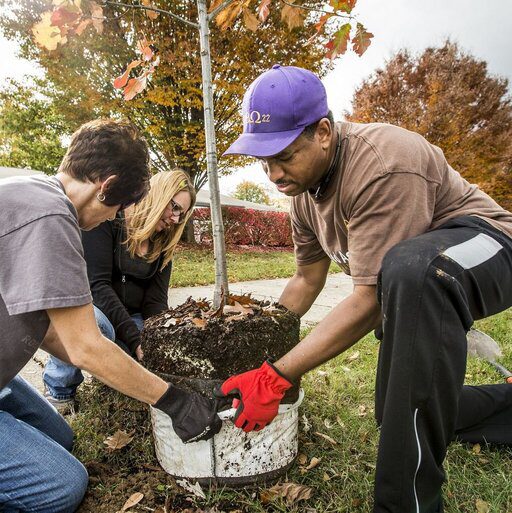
71, 308, 512, 512
171, 243, 339, 287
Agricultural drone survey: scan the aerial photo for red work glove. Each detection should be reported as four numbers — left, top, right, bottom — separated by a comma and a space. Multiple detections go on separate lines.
215, 361, 293, 432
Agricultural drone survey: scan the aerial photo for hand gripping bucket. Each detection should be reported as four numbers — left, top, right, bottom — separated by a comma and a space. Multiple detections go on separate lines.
150, 389, 304, 486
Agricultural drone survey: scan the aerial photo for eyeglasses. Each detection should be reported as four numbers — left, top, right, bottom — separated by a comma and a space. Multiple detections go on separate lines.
169, 198, 187, 223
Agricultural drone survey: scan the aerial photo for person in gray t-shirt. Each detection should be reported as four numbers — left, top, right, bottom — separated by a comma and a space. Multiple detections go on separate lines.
0, 119, 221, 513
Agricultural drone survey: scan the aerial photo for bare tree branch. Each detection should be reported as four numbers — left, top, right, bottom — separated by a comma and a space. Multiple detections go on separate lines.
281, 0, 354, 20
102, 1, 199, 28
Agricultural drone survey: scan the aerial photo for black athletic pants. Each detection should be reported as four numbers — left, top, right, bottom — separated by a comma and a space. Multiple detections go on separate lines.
373, 216, 512, 513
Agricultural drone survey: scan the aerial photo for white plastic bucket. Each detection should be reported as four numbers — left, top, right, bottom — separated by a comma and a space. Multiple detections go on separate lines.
151, 389, 304, 485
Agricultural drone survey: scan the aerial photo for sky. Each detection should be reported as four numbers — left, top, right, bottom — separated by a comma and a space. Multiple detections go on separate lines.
1, 0, 511, 196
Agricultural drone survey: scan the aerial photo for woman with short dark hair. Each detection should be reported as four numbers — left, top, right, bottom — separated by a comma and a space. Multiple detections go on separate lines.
43, 170, 197, 411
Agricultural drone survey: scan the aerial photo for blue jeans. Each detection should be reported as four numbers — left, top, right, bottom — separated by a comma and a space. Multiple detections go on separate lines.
43, 306, 144, 400
0, 376, 88, 512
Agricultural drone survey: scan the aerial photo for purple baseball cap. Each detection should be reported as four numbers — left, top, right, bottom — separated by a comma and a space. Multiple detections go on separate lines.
224, 65, 329, 158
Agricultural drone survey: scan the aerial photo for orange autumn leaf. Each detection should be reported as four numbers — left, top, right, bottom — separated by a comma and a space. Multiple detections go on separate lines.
124, 76, 147, 101
281, 2, 304, 30
137, 38, 154, 61
351, 22, 373, 56
113, 60, 142, 89
243, 7, 260, 32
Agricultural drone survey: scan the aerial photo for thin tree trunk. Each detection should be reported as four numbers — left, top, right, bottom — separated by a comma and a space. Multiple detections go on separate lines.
197, 0, 229, 307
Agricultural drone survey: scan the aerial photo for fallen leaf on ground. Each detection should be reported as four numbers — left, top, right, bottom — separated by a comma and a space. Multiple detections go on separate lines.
323, 472, 331, 481
191, 317, 207, 329
323, 418, 333, 429
348, 351, 360, 361
314, 431, 338, 445
121, 492, 144, 511
103, 430, 134, 451
476, 498, 490, 513
298, 453, 308, 465
228, 293, 254, 306
223, 301, 254, 316
302, 414, 312, 433
260, 482, 313, 505
306, 457, 322, 470
176, 479, 206, 499
226, 313, 247, 322
358, 404, 368, 416
336, 416, 346, 428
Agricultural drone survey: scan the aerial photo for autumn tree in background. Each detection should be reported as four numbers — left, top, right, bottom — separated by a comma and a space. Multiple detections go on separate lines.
0, 0, 335, 190
348, 41, 512, 208
234, 180, 271, 205
0, 79, 68, 173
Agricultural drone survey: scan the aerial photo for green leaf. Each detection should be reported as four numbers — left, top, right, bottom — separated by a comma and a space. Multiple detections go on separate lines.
325, 23, 351, 59
330, 0, 357, 14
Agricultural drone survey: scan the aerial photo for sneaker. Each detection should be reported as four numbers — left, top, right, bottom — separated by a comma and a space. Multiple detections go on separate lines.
44, 388, 77, 415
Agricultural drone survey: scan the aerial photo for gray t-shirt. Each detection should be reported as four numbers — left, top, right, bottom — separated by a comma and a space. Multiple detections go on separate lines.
0, 175, 92, 389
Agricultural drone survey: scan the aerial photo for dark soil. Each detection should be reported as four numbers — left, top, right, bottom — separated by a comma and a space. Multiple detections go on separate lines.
141, 295, 301, 402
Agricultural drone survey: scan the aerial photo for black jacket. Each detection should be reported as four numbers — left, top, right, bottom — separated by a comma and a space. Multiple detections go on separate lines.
81, 213, 172, 352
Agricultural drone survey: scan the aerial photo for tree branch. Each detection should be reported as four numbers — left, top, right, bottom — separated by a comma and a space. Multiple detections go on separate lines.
208, 0, 236, 22
102, 1, 199, 28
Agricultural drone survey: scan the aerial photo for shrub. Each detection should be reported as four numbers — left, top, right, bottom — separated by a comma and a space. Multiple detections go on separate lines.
193, 207, 293, 247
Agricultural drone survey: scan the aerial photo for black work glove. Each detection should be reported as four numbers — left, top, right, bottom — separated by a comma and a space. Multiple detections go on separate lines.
153, 383, 222, 443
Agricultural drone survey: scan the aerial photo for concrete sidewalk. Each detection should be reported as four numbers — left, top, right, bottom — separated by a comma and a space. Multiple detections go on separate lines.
20, 273, 353, 392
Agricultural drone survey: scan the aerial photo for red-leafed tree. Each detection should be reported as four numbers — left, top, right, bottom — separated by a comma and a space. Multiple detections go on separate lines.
348, 41, 512, 209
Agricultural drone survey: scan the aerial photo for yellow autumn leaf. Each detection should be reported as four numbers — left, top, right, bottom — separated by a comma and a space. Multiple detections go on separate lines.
305, 456, 321, 470
475, 498, 490, 513
32, 12, 63, 51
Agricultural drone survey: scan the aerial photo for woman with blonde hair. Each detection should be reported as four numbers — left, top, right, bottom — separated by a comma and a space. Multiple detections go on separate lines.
43, 169, 196, 411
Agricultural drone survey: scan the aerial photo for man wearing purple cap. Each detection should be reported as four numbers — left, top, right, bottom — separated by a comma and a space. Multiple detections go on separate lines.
216, 65, 512, 512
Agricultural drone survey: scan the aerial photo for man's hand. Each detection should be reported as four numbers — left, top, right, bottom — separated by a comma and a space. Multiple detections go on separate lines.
154, 383, 222, 443
215, 361, 293, 433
